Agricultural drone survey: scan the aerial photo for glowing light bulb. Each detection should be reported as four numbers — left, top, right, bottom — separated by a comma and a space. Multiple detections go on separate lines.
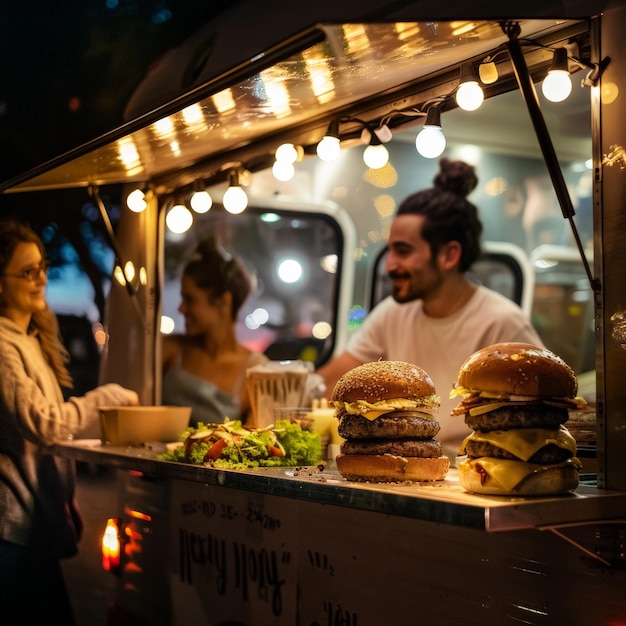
542, 71, 572, 102
416, 127, 446, 158
363, 143, 389, 169
126, 188, 147, 212
456, 80, 484, 111
316, 135, 341, 161
166, 204, 193, 233
456, 63, 484, 111
223, 186, 248, 214
190, 190, 212, 213
272, 160, 295, 181
275, 143, 299, 163
415, 107, 446, 159
542, 48, 572, 103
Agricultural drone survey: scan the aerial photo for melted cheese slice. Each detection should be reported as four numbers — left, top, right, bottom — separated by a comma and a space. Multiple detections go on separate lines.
459, 457, 582, 492
333, 397, 439, 421
450, 386, 585, 413
460, 426, 577, 461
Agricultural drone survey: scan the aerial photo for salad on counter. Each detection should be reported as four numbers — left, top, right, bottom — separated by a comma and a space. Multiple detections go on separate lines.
158, 419, 322, 469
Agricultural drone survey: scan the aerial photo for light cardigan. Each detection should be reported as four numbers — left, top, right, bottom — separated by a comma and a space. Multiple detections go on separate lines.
0, 316, 111, 558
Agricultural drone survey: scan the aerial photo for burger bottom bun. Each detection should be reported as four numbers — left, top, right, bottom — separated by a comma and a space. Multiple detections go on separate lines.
458, 457, 580, 496
336, 453, 450, 483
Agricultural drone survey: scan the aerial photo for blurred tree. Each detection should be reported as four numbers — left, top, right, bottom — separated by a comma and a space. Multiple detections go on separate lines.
0, 1, 235, 181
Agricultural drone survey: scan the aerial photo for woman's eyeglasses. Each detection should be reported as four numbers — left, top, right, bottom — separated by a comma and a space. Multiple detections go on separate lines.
2, 260, 51, 282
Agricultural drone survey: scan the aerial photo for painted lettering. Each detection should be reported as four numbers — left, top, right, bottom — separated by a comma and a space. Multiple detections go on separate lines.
179, 528, 227, 592
322, 601, 359, 626
233, 541, 287, 616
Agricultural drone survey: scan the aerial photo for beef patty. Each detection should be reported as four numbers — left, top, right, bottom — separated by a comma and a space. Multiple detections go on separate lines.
337, 411, 440, 440
341, 438, 442, 457
464, 405, 568, 432
465, 438, 573, 464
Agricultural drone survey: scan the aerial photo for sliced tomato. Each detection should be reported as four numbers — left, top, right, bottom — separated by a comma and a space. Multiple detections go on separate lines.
204, 438, 228, 461
268, 444, 285, 458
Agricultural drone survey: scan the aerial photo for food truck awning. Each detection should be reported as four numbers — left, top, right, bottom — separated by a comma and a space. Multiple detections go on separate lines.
0, 7, 600, 196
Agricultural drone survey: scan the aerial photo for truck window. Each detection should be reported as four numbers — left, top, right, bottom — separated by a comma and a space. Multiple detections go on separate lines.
162, 207, 342, 367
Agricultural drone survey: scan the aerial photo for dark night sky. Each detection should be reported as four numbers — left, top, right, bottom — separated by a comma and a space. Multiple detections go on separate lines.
0, 1, 234, 182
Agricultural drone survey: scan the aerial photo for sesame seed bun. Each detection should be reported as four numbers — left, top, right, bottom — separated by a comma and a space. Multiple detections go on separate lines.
331, 360, 437, 405
456, 342, 577, 399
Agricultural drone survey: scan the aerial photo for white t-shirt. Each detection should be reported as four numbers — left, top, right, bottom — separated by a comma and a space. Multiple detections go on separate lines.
346, 285, 544, 453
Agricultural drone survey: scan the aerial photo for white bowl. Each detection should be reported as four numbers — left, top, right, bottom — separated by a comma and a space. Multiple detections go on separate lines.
99, 406, 191, 445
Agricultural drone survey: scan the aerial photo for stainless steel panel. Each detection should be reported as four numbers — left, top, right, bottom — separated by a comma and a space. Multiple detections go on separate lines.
597, 3, 626, 490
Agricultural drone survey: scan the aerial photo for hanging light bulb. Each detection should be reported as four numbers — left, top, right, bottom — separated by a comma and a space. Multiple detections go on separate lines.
223, 170, 248, 214
275, 143, 302, 164
166, 203, 193, 233
272, 160, 295, 181
363, 142, 389, 169
542, 48, 572, 102
456, 63, 484, 111
126, 188, 147, 212
273, 142, 301, 181
361, 125, 391, 169
316, 120, 341, 161
415, 107, 446, 159
190, 188, 212, 213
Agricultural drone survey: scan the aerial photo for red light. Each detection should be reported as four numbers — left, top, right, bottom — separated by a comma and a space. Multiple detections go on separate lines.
124, 507, 152, 522
102, 518, 122, 573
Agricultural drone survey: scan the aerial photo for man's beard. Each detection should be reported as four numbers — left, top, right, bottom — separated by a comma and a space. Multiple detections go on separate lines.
389, 266, 442, 304
391, 281, 424, 303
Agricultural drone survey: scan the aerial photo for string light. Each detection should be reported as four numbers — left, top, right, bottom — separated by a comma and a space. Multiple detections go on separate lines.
362, 125, 392, 169
275, 143, 301, 163
223, 170, 248, 214
415, 107, 446, 159
126, 188, 147, 212
542, 47, 572, 102
316, 120, 341, 161
166, 203, 193, 233
272, 160, 295, 181
479, 60, 498, 85
273, 142, 302, 181
190, 189, 212, 213
456, 63, 484, 111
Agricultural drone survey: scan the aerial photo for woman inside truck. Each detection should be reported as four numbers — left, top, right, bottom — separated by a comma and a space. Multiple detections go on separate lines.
161, 237, 268, 427
0, 219, 139, 625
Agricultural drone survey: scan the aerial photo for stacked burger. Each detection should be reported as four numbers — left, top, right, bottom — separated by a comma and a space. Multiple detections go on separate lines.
451, 342, 583, 496
331, 360, 450, 482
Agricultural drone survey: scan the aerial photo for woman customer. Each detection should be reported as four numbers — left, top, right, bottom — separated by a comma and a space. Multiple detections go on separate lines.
162, 237, 267, 427
0, 219, 139, 625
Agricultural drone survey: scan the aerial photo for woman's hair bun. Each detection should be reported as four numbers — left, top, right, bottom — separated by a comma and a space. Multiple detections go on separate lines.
193, 236, 231, 263
433, 158, 478, 197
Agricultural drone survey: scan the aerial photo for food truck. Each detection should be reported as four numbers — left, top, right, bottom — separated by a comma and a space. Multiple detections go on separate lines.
1, 1, 626, 624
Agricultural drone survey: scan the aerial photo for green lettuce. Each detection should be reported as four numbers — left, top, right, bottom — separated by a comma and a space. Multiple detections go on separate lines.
158, 419, 321, 468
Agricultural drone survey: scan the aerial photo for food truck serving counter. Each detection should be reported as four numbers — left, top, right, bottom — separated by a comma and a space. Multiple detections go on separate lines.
51, 440, 626, 626
53, 439, 626, 532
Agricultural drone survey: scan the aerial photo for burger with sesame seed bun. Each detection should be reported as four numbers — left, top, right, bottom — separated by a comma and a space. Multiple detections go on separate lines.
450, 342, 584, 496
331, 360, 450, 482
